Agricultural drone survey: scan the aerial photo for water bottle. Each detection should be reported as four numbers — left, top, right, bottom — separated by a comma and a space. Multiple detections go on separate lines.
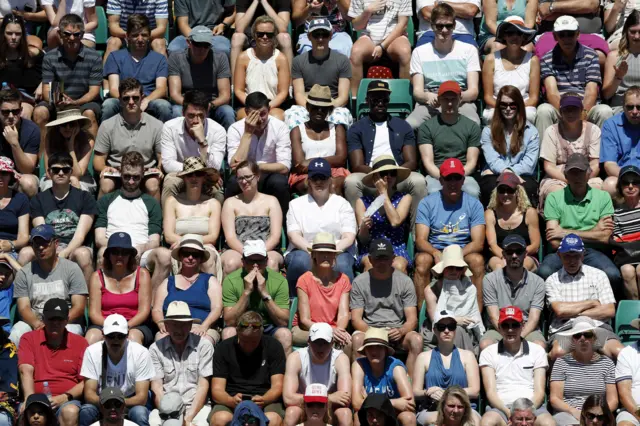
1, 82, 7, 90
43, 381, 52, 401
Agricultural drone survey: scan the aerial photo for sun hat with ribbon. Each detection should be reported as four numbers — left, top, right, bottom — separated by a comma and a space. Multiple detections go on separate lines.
177, 157, 217, 178
159, 300, 202, 324
556, 316, 606, 351
46, 108, 91, 128
496, 16, 537, 45
170, 234, 210, 262
362, 155, 411, 187
307, 84, 333, 108
357, 327, 395, 355
431, 245, 473, 277
308, 232, 342, 253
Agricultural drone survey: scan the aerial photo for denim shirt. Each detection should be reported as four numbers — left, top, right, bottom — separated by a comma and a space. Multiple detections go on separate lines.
480, 122, 539, 176
347, 115, 415, 166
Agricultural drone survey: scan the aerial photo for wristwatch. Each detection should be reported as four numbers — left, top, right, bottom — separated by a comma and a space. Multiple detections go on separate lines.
262, 295, 272, 302
549, 1, 555, 12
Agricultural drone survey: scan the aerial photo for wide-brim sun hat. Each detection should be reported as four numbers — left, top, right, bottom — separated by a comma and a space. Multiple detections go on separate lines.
362, 155, 411, 187
357, 327, 395, 355
496, 16, 537, 45
307, 84, 334, 108
46, 108, 91, 128
0, 156, 16, 176
158, 300, 202, 324
177, 157, 217, 179
308, 232, 342, 253
171, 234, 211, 262
431, 244, 473, 277
556, 316, 607, 352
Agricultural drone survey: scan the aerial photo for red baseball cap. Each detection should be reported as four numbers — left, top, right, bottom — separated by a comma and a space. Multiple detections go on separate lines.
440, 158, 465, 177
438, 81, 462, 96
499, 306, 523, 324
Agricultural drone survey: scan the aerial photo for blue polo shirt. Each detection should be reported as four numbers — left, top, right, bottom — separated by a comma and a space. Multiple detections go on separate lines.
347, 115, 415, 166
540, 43, 601, 98
104, 49, 168, 96
600, 113, 640, 169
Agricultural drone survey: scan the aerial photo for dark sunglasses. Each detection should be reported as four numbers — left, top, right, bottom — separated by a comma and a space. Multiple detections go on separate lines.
62, 30, 83, 38
159, 411, 181, 421
106, 333, 127, 340
122, 95, 141, 103
500, 321, 522, 329
256, 31, 275, 39
497, 185, 516, 194
109, 248, 131, 257
557, 30, 577, 38
621, 179, 640, 186
434, 23, 455, 31
573, 332, 594, 339
122, 173, 142, 182
191, 41, 210, 49
312, 30, 331, 39
0, 171, 12, 177
180, 250, 204, 259
500, 102, 518, 110
585, 413, 605, 421
370, 97, 390, 105
50, 166, 72, 175
435, 322, 456, 332
379, 170, 397, 178
238, 322, 263, 330
443, 174, 463, 182
104, 400, 124, 410
186, 171, 207, 178
0, 108, 20, 117
504, 247, 526, 256
626, 104, 640, 111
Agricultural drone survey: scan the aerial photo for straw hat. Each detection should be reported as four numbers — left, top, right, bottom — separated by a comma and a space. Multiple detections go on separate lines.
357, 327, 395, 355
177, 157, 217, 178
158, 301, 202, 324
46, 108, 91, 128
556, 316, 606, 352
308, 232, 342, 253
171, 234, 210, 262
496, 16, 537, 45
307, 84, 334, 108
431, 245, 473, 277
362, 155, 411, 187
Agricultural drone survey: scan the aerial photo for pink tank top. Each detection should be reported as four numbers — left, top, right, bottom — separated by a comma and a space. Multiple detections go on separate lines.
99, 267, 140, 320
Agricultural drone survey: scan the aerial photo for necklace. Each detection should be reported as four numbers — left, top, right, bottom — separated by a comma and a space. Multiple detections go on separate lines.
183, 273, 200, 285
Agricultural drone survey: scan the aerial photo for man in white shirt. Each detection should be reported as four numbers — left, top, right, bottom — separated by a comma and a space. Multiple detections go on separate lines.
479, 306, 553, 426
80, 314, 155, 426
90, 387, 138, 426
225, 91, 291, 216
160, 90, 226, 205
616, 317, 640, 426
285, 159, 356, 295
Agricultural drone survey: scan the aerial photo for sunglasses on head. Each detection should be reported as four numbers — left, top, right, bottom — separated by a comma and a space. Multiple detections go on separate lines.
159, 411, 181, 421
435, 322, 456, 332
585, 413, 605, 421
434, 23, 455, 31
256, 31, 275, 39
0, 108, 20, 117
572, 332, 594, 339
50, 166, 72, 175
497, 185, 516, 194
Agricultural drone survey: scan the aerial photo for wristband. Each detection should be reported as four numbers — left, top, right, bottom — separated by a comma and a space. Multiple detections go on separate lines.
64, 393, 73, 402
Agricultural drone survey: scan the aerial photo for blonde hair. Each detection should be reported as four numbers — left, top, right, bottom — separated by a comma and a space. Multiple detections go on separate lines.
436, 386, 474, 426
487, 184, 532, 212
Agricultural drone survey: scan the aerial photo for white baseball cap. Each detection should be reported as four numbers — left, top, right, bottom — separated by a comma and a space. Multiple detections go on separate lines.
309, 322, 333, 342
243, 239, 267, 258
304, 383, 328, 404
433, 309, 456, 325
103, 314, 128, 335
554, 15, 579, 32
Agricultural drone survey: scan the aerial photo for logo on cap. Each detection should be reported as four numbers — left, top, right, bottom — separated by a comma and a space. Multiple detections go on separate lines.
566, 236, 579, 245
119, 233, 124, 237
378, 83, 384, 87
506, 307, 515, 315
315, 161, 323, 167
55, 306, 61, 311
450, 160, 455, 168
113, 320, 119, 325
377, 242, 386, 249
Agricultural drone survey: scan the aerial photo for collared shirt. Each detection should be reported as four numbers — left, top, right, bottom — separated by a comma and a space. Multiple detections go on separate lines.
226, 117, 291, 170
103, 49, 168, 96
480, 122, 540, 176
347, 116, 415, 167
149, 334, 214, 408
544, 186, 614, 234
540, 43, 601, 98
615, 342, 640, 405
42, 45, 102, 100
95, 113, 163, 168
601, 113, 640, 169
161, 117, 226, 173
546, 264, 616, 333
482, 269, 546, 324
107, 0, 169, 30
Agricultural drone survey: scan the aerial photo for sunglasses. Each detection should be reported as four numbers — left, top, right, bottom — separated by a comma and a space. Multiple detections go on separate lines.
104, 400, 124, 410
504, 29, 523, 37
256, 31, 275, 39
497, 185, 516, 194
159, 411, 181, 421
573, 332, 594, 339
621, 179, 640, 186
585, 413, 605, 421
109, 248, 131, 257
106, 333, 127, 340
370, 97, 390, 105
434, 23, 455, 31
186, 171, 207, 178
60, 121, 78, 129
62, 30, 83, 38
626, 104, 640, 111
237, 174, 255, 183
500, 321, 522, 329
122, 174, 142, 182
557, 30, 577, 38
435, 322, 456, 332
122, 95, 141, 103
238, 322, 263, 330
191, 41, 210, 49
50, 166, 72, 175
379, 170, 397, 178
504, 247, 526, 256
0, 108, 20, 117
239, 415, 259, 425
500, 102, 518, 110
312, 30, 331, 39
180, 250, 203, 259
443, 174, 463, 182
0, 171, 13, 177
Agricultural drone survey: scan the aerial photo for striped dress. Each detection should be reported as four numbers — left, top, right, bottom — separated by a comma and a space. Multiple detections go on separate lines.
550, 354, 615, 410
613, 205, 640, 243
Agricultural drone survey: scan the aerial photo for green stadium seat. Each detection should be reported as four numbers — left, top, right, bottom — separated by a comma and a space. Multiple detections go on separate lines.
288, 297, 298, 329
616, 300, 640, 345
356, 78, 413, 119
419, 301, 426, 331
95, 6, 109, 55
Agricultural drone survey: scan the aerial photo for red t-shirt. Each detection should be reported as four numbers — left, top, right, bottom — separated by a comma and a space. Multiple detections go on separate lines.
18, 329, 88, 396
293, 271, 351, 327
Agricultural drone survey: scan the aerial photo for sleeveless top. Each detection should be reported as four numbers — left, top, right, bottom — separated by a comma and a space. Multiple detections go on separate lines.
478, 0, 527, 45
236, 216, 270, 243
358, 356, 405, 399
176, 217, 210, 236
245, 48, 279, 101
493, 210, 530, 247
299, 123, 337, 159
613, 53, 640, 107
162, 273, 213, 322
297, 347, 341, 393
99, 267, 141, 320
425, 347, 468, 390
492, 51, 532, 101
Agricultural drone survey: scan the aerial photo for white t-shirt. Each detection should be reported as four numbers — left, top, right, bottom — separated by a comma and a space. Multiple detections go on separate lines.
616, 343, 640, 405
416, 0, 480, 36
91, 420, 138, 426
0, 0, 37, 17
347, 0, 413, 45
479, 341, 548, 406
81, 341, 156, 397
410, 41, 481, 93
370, 121, 392, 166
40, 0, 94, 22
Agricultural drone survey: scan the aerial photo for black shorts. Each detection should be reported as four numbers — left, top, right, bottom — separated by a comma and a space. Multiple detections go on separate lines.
87, 323, 154, 347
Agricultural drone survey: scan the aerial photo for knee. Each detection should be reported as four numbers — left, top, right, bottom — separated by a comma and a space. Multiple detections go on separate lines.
153, 248, 173, 268
465, 253, 484, 271
392, 257, 408, 273
107, 37, 123, 49
128, 405, 149, 421
274, 328, 293, 347
60, 403, 80, 423
351, 332, 364, 349
82, 109, 96, 122
350, 41, 368, 62
603, 176, 618, 195
128, 329, 144, 344
536, 103, 556, 116
72, 248, 93, 268
407, 332, 423, 353
231, 32, 247, 48
85, 328, 103, 345
212, 412, 233, 426
145, 177, 161, 194
334, 408, 353, 426
19, 174, 38, 198
150, 38, 166, 51
534, 414, 555, 426
222, 327, 237, 340
222, 256, 242, 275
33, 106, 50, 124
285, 406, 303, 423
276, 33, 291, 47
414, 253, 433, 273
99, 177, 116, 194
265, 413, 282, 426
622, 264, 637, 281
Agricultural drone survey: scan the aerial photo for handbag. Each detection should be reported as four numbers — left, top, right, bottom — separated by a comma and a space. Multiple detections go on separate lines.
611, 240, 640, 267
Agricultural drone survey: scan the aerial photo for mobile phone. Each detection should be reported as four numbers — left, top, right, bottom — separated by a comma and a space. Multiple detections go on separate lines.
24, 4, 34, 12
241, 395, 253, 401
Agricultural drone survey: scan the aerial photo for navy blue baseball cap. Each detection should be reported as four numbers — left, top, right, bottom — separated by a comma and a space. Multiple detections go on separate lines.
502, 234, 527, 249
620, 165, 640, 181
105, 232, 138, 256
308, 158, 331, 179
558, 233, 585, 253
30, 224, 55, 242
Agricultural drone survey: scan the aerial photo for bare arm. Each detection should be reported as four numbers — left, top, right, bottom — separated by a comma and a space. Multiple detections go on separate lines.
263, 374, 284, 405
521, 308, 542, 338
550, 380, 578, 415
419, 144, 440, 178
482, 55, 496, 108
84, 6, 98, 33
150, 18, 168, 40
462, 350, 480, 399
202, 277, 223, 329
461, 72, 479, 104
486, 305, 500, 331
270, 53, 290, 108
292, 79, 306, 107
461, 224, 485, 256
283, 353, 304, 407
169, 76, 183, 105
618, 380, 640, 421
526, 56, 541, 107
184, 378, 210, 424
485, 210, 502, 258
583, 82, 599, 112
213, 78, 231, 108
19, 365, 35, 400
266, 197, 283, 251
349, 149, 372, 174
440, 1, 479, 18
351, 360, 366, 411
62, 214, 94, 255
88, 272, 105, 326
221, 200, 243, 253
125, 381, 149, 407
296, 288, 313, 331
68, 294, 86, 324
525, 208, 541, 256
211, 377, 238, 408
107, 14, 126, 38
544, 77, 562, 110
482, 367, 510, 416
128, 268, 151, 328
380, 15, 408, 50
602, 51, 623, 100
482, 0, 499, 35
17, 297, 42, 330
464, 147, 480, 176
532, 367, 546, 408
145, 77, 168, 102
550, 300, 600, 319
351, 308, 368, 332
222, 291, 252, 326
581, 303, 616, 321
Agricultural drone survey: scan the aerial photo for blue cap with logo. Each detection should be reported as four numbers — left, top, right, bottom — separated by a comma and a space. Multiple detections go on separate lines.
502, 234, 527, 249
30, 224, 55, 242
308, 158, 331, 179
558, 233, 585, 253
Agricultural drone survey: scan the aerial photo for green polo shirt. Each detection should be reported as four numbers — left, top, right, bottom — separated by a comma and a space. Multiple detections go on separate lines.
544, 186, 614, 242
222, 268, 289, 325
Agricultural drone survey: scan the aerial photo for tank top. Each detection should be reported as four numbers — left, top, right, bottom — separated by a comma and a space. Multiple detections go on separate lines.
99, 267, 141, 320
175, 217, 209, 236
297, 347, 341, 393
235, 216, 271, 243
613, 52, 640, 107
478, 0, 527, 42
425, 347, 468, 390
358, 356, 405, 399
245, 48, 279, 101
162, 273, 213, 323
299, 123, 337, 159
493, 51, 532, 102
493, 210, 530, 247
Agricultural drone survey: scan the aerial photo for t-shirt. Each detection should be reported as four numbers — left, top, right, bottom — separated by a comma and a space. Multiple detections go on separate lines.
416, 0, 479, 36
482, 270, 545, 324
370, 122, 392, 166
416, 192, 486, 250
42, 47, 103, 101
0, 192, 29, 241
168, 50, 230, 100
293, 271, 351, 327
410, 41, 481, 93
30, 187, 97, 245
291, 50, 352, 99
601, 114, 640, 169
174, 0, 233, 29
550, 354, 615, 409
211, 335, 286, 396
80, 341, 155, 396
347, 0, 412, 45
544, 186, 614, 234
103, 50, 168, 97
91, 420, 138, 426
358, 356, 406, 398
222, 269, 289, 326
13, 258, 88, 319
235, 0, 290, 31
0, 52, 43, 94
0, 119, 40, 165
539, 123, 601, 164
350, 270, 417, 328
417, 115, 482, 167
40, 0, 95, 29
616, 342, 640, 405
107, 0, 169, 30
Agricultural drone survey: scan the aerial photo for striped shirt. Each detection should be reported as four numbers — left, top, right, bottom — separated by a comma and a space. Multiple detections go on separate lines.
550, 354, 615, 409
41, 46, 102, 101
546, 264, 616, 334
614, 206, 640, 243
107, 0, 169, 30
348, 0, 412, 45
540, 43, 601, 99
